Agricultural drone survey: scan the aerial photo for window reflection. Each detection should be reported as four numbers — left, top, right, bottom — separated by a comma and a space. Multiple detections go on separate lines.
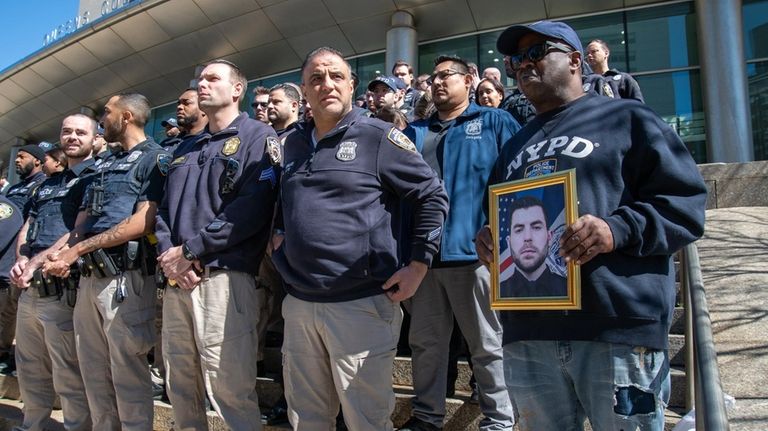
748, 61, 768, 160
419, 37, 477, 76
636, 71, 706, 162
626, 3, 698, 72
743, 0, 768, 60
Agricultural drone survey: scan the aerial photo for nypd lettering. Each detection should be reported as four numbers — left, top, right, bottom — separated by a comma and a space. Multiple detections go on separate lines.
506, 135, 599, 180
336, 141, 357, 161
39, 187, 54, 199
464, 118, 483, 139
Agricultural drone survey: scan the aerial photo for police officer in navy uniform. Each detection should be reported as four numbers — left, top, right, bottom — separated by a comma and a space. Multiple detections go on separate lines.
584, 39, 644, 102
0, 197, 23, 308
44, 92, 170, 431
272, 46, 448, 430
148, 87, 209, 402
155, 59, 277, 430
0, 144, 49, 372
11, 114, 96, 431
6, 145, 48, 218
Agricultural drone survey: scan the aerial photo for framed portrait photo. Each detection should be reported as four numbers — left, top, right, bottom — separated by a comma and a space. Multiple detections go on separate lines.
489, 169, 580, 310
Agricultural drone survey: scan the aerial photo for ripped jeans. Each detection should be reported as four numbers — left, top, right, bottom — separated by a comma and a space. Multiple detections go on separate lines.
504, 340, 669, 431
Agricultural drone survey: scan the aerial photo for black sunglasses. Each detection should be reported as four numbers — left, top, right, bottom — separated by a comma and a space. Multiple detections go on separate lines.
252, 101, 268, 109
510, 41, 573, 71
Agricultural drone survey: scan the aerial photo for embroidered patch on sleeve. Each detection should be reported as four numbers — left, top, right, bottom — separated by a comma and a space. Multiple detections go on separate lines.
387, 128, 417, 153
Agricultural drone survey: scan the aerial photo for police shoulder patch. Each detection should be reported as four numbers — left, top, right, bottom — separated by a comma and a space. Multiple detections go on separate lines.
266, 136, 281, 166
157, 153, 171, 176
387, 128, 416, 153
0, 203, 13, 220
222, 137, 241, 156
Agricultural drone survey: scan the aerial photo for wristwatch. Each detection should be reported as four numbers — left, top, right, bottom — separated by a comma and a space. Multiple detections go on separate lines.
181, 243, 197, 261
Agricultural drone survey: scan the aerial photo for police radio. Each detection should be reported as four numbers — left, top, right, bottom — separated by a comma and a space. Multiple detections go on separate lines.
27, 220, 40, 242
89, 184, 105, 216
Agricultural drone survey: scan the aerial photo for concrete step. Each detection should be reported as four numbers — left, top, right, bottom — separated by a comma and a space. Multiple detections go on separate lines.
669, 333, 686, 367
670, 306, 685, 335
393, 356, 474, 393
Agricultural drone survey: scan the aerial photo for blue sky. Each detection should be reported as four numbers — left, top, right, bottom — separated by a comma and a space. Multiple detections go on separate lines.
0, 1, 79, 72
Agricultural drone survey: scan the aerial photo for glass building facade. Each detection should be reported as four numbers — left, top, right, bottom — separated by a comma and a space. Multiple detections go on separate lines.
146, 0, 768, 164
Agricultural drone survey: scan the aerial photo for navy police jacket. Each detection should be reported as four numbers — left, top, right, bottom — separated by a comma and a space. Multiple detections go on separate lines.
27, 159, 96, 254
489, 94, 707, 350
155, 113, 281, 274
6, 171, 47, 220
82, 139, 169, 234
272, 108, 449, 303
406, 103, 521, 263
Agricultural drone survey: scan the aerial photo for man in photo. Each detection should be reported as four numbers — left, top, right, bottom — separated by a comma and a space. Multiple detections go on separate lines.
500, 195, 566, 298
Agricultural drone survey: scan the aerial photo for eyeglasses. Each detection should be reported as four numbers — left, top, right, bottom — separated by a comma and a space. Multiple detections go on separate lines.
252, 101, 268, 109
509, 41, 573, 72
427, 69, 465, 85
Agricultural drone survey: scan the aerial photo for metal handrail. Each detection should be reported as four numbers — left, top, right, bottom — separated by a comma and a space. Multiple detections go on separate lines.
679, 242, 730, 430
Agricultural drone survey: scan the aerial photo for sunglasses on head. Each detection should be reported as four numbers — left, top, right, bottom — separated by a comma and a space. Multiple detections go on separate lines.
509, 41, 574, 71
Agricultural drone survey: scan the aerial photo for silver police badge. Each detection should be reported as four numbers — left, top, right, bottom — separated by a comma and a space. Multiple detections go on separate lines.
126, 151, 142, 162
613, 74, 622, 81
0, 203, 13, 220
267, 136, 281, 165
336, 141, 357, 161
601, 82, 615, 98
66, 178, 79, 188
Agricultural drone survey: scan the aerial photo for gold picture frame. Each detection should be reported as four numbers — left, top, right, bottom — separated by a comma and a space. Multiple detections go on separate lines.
489, 169, 580, 310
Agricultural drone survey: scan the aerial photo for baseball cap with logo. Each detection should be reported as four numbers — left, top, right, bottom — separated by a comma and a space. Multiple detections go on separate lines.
161, 118, 178, 128
496, 20, 583, 56
367, 76, 406, 93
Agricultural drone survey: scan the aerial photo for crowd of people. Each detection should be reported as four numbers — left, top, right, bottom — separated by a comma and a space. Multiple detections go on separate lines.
0, 20, 707, 431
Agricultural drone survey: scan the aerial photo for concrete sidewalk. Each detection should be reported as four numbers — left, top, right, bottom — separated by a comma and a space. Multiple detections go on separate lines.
697, 206, 768, 430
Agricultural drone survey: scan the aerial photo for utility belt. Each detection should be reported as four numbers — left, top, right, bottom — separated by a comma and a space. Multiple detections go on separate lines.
78, 239, 157, 280
31, 268, 79, 307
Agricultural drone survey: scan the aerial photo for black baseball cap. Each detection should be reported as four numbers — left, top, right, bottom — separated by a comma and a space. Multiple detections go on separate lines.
497, 21, 583, 56
17, 144, 46, 162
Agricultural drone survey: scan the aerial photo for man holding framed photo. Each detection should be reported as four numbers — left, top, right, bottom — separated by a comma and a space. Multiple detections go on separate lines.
476, 21, 707, 430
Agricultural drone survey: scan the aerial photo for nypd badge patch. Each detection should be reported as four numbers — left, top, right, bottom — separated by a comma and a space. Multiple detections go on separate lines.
336, 141, 357, 161
157, 154, 171, 176
266, 136, 281, 166
0, 203, 13, 220
387, 128, 416, 153
222, 137, 241, 156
